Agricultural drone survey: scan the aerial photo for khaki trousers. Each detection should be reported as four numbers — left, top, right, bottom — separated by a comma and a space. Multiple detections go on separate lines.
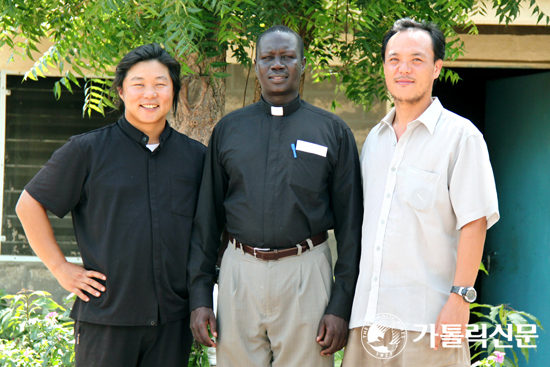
343, 327, 470, 367
216, 241, 334, 367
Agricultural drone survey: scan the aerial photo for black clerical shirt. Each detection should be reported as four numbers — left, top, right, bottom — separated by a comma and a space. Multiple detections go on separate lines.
188, 97, 362, 320
25, 117, 206, 326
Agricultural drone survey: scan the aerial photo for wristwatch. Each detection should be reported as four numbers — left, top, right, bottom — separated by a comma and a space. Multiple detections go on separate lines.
450, 286, 477, 303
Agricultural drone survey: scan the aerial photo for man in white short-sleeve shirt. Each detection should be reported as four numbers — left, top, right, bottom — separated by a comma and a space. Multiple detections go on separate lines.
343, 18, 499, 367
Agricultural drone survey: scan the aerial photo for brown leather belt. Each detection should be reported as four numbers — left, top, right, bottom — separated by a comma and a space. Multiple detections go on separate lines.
228, 232, 328, 261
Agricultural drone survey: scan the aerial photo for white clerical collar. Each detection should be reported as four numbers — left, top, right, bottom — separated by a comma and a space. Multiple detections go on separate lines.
271, 106, 284, 116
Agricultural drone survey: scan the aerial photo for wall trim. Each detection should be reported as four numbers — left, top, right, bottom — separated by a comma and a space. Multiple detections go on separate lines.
0, 255, 82, 263
0, 69, 10, 244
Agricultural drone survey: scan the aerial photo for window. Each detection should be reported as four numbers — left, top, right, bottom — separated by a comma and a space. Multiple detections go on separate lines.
1, 72, 111, 257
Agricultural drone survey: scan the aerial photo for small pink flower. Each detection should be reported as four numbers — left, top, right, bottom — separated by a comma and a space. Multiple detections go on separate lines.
46, 311, 58, 319
494, 351, 505, 363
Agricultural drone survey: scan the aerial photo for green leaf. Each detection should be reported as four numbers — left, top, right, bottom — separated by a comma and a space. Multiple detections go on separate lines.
517, 311, 544, 330
499, 305, 506, 326
479, 261, 489, 275
489, 306, 499, 323
66, 71, 81, 87
213, 72, 232, 78
470, 303, 493, 310
72, 64, 85, 77
507, 312, 527, 325
102, 97, 116, 108
59, 77, 73, 93
210, 61, 229, 68
29, 68, 39, 80
89, 104, 103, 114
143, 4, 160, 16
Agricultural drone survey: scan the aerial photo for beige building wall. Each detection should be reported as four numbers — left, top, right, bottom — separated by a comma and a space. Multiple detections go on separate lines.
0, 39, 103, 77
450, 33, 550, 69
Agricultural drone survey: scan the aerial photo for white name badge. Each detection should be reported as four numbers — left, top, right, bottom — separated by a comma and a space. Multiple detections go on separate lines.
296, 140, 328, 157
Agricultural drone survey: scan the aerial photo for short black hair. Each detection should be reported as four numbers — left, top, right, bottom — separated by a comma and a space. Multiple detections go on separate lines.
256, 25, 304, 60
381, 18, 446, 63
111, 43, 181, 115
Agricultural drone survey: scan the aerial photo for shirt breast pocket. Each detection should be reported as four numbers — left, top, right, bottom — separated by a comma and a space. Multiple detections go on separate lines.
403, 166, 440, 211
289, 152, 328, 193
171, 176, 200, 217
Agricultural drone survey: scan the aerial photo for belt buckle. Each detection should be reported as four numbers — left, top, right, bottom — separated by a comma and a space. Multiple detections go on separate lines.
253, 247, 270, 259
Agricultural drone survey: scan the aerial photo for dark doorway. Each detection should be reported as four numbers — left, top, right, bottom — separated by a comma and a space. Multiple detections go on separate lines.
434, 67, 550, 367
433, 67, 546, 132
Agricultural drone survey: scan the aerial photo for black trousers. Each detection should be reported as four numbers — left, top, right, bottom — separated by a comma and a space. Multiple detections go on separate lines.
74, 316, 193, 367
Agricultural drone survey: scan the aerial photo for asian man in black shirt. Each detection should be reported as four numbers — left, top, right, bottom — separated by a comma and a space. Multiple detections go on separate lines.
16, 43, 206, 367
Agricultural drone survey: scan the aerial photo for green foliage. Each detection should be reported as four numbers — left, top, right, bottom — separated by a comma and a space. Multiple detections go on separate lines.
314, 0, 548, 108
0, 289, 9, 311
0, 290, 212, 366
0, 0, 236, 116
479, 261, 489, 276
469, 303, 544, 367
472, 351, 507, 366
188, 340, 211, 367
334, 349, 344, 367
220, 0, 550, 110
1, 0, 549, 115
0, 290, 75, 366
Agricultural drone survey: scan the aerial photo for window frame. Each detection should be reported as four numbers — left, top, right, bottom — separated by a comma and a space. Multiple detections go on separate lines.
0, 70, 82, 263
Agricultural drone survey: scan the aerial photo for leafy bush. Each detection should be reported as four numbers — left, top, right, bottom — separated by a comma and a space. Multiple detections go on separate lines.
470, 303, 543, 367
0, 290, 211, 367
0, 289, 75, 366
1, 290, 541, 367
0, 289, 9, 311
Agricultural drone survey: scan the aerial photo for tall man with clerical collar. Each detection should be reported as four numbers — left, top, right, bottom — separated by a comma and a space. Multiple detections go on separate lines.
343, 19, 499, 366
188, 25, 362, 366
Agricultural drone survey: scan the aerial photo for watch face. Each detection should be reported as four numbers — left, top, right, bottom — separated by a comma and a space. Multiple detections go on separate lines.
465, 289, 477, 303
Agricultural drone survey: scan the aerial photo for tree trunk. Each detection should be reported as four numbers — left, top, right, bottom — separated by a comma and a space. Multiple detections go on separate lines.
171, 51, 226, 145
253, 75, 262, 103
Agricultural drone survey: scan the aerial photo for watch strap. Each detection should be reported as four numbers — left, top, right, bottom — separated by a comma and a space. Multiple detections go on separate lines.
450, 286, 464, 296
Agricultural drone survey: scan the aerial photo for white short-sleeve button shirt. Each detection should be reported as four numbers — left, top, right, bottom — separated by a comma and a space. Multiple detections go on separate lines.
349, 98, 499, 331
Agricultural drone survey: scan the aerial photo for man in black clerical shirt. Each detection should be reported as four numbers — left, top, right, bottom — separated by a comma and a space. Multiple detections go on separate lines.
16, 44, 205, 367
188, 25, 362, 367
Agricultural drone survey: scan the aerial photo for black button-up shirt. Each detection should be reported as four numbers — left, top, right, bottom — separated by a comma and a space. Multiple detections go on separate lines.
26, 117, 206, 326
188, 97, 362, 320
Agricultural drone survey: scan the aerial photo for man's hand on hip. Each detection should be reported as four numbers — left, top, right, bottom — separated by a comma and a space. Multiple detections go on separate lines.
434, 293, 470, 350
53, 262, 106, 302
190, 307, 218, 347
316, 314, 349, 355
